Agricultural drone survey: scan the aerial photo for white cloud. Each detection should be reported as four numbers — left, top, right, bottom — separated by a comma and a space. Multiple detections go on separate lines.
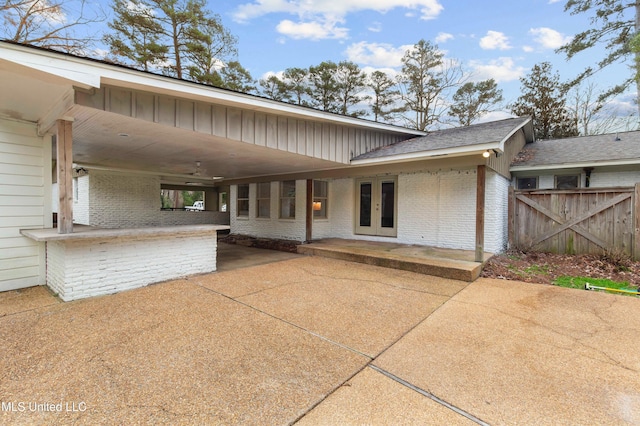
479, 31, 512, 50
233, 0, 444, 40
522, 45, 534, 53
435, 32, 454, 43
276, 18, 349, 40
344, 41, 412, 67
529, 27, 572, 49
468, 57, 525, 82
234, 0, 443, 21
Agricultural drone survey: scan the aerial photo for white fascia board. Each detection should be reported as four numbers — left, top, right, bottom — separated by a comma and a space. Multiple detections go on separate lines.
0, 44, 100, 88
350, 143, 501, 165
510, 158, 640, 172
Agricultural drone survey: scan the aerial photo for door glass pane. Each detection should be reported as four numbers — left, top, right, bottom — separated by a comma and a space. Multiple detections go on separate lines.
380, 181, 394, 228
359, 183, 372, 227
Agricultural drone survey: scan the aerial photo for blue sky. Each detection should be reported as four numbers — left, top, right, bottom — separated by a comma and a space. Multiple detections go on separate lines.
42, 0, 638, 122
214, 0, 634, 119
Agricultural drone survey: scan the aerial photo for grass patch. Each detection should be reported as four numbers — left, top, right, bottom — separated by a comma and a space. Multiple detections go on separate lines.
554, 276, 639, 295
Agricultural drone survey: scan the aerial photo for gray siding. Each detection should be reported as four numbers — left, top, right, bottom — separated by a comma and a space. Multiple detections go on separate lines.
75, 86, 408, 164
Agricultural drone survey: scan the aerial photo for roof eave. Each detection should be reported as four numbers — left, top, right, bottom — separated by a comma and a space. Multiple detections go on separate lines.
0, 41, 425, 136
350, 142, 502, 165
510, 158, 640, 172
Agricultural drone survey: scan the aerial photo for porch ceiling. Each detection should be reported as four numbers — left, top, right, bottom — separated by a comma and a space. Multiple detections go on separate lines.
68, 106, 346, 184
0, 49, 346, 186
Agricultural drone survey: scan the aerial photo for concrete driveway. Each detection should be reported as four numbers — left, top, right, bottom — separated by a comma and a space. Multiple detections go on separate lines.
1, 255, 639, 425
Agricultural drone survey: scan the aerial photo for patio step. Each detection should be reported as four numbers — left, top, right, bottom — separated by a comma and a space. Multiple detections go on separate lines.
297, 242, 482, 282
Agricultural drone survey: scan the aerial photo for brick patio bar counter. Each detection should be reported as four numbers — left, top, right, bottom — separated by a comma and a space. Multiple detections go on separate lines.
21, 224, 230, 301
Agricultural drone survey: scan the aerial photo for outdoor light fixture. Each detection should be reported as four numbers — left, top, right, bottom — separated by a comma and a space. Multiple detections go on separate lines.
482, 149, 502, 158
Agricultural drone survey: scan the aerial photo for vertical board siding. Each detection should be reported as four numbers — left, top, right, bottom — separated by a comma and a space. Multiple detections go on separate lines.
78, 86, 416, 165
512, 188, 634, 256
0, 120, 48, 291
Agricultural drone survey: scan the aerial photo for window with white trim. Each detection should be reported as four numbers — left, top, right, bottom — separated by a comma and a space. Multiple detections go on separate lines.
280, 180, 296, 219
555, 175, 579, 189
237, 184, 249, 217
257, 182, 271, 218
313, 180, 328, 219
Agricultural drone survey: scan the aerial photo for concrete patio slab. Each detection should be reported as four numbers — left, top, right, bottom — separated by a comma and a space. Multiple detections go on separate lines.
297, 367, 477, 425
1, 252, 639, 425
198, 257, 468, 357
216, 241, 301, 272
0, 279, 367, 425
373, 278, 640, 425
0, 286, 59, 317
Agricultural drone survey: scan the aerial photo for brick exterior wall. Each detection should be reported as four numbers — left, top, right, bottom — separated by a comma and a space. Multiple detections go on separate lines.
236, 169, 510, 254
485, 170, 510, 253
46, 232, 217, 301
87, 171, 161, 228
73, 170, 229, 228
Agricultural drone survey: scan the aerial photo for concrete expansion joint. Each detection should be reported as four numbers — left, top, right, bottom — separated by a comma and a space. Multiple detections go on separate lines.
368, 364, 490, 426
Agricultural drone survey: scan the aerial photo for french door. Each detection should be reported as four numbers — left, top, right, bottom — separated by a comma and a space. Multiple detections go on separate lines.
355, 176, 397, 237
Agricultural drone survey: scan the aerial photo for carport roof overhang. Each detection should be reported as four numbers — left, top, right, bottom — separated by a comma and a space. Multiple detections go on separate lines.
0, 41, 424, 185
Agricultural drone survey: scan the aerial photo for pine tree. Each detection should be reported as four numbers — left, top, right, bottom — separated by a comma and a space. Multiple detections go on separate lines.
368, 70, 400, 123
449, 79, 503, 126
104, 0, 166, 71
397, 39, 463, 130
558, 0, 640, 112
511, 62, 578, 140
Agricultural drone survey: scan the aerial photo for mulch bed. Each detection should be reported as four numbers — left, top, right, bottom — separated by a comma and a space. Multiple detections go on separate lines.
219, 234, 301, 253
481, 249, 640, 287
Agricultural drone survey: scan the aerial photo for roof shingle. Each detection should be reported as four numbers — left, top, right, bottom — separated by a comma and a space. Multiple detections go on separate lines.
353, 117, 532, 160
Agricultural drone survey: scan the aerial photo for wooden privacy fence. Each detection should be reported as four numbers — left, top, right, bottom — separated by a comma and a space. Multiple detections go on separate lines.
509, 185, 640, 260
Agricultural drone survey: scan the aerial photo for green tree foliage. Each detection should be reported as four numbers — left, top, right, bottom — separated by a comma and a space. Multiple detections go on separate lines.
333, 61, 368, 117
280, 67, 310, 106
105, 0, 244, 88
259, 74, 287, 101
308, 61, 340, 113
1, 0, 105, 53
558, 0, 640, 105
104, 0, 166, 71
511, 62, 578, 140
368, 70, 400, 123
449, 79, 503, 126
397, 39, 463, 130
218, 60, 256, 93
185, 12, 237, 86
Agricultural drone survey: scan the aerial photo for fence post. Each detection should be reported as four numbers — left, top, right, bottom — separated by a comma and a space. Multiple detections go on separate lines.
508, 186, 515, 250
635, 183, 640, 261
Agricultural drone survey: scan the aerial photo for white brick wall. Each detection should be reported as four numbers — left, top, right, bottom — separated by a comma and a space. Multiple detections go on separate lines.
87, 171, 161, 228
73, 175, 90, 224
231, 180, 307, 241
46, 232, 217, 301
72, 170, 229, 228
160, 211, 230, 226
485, 170, 510, 253
230, 169, 509, 253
